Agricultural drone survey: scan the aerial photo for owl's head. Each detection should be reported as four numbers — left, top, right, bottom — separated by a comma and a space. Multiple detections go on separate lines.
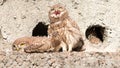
49, 4, 68, 22
12, 42, 28, 52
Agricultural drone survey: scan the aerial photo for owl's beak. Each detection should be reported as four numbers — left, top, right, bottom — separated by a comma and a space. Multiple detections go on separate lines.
54, 10, 60, 15
16, 47, 20, 51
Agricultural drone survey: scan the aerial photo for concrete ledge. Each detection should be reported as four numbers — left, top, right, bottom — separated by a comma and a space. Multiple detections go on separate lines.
0, 52, 119, 68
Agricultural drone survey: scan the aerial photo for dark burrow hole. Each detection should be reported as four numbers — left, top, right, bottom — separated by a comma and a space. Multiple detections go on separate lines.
85, 25, 106, 44
32, 22, 48, 36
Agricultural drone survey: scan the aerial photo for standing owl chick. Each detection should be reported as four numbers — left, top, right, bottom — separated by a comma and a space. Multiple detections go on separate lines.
48, 4, 84, 52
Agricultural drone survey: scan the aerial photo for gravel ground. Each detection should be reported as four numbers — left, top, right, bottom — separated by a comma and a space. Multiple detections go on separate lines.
0, 51, 119, 68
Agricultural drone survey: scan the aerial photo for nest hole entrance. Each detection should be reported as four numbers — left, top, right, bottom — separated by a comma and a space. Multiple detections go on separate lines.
85, 25, 106, 44
32, 22, 48, 36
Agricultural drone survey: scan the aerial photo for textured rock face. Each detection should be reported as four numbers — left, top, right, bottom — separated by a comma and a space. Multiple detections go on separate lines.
0, 52, 120, 68
0, 0, 120, 51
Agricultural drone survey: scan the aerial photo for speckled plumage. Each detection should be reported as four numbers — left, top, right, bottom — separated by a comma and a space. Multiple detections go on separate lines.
12, 36, 54, 52
48, 4, 84, 52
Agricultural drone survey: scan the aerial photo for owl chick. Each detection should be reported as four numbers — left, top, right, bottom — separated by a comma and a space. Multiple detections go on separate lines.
48, 4, 84, 52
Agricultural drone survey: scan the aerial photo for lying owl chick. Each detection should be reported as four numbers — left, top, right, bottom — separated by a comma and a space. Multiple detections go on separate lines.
24, 37, 54, 53
12, 36, 48, 52
12, 36, 60, 53
12, 37, 34, 52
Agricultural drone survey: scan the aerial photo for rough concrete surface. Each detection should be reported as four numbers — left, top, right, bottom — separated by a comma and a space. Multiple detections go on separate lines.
0, 0, 120, 68
0, 51, 120, 68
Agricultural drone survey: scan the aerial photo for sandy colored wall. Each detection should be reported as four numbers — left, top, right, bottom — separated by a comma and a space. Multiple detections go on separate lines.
0, 0, 120, 52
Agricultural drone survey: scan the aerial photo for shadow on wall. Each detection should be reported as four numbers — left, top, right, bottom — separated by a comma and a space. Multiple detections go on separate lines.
85, 25, 106, 44
0, 0, 7, 6
32, 22, 48, 36
0, 28, 3, 39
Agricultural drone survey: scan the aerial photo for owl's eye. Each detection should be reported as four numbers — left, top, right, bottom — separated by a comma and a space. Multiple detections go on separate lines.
51, 8, 54, 11
20, 43, 25, 46
59, 7, 62, 9
13, 45, 16, 48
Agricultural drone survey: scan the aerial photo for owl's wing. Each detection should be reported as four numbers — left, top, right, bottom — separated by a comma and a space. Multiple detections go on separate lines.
24, 44, 44, 53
